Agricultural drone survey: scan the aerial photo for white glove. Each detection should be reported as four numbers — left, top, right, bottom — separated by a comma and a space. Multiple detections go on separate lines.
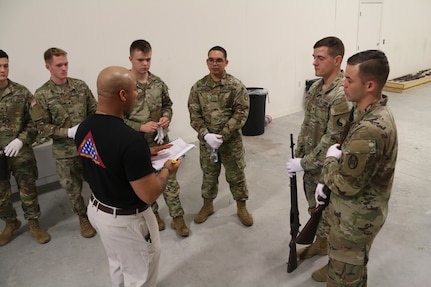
4, 138, 23, 157
204, 133, 223, 149
154, 126, 167, 145
285, 158, 303, 178
315, 183, 327, 206
67, 124, 80, 139
326, 143, 342, 159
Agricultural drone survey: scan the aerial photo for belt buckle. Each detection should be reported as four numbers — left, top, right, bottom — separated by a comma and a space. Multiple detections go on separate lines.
92, 195, 110, 215
92, 197, 100, 210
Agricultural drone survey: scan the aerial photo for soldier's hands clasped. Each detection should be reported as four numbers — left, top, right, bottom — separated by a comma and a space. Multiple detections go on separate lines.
204, 133, 223, 149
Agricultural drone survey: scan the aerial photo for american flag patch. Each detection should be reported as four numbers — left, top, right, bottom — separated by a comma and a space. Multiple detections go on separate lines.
78, 131, 106, 168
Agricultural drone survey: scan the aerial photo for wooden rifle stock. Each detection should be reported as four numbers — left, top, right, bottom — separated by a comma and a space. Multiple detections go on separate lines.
287, 134, 300, 273
295, 186, 330, 245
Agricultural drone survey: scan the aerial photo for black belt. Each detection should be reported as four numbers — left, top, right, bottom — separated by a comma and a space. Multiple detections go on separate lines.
90, 194, 148, 216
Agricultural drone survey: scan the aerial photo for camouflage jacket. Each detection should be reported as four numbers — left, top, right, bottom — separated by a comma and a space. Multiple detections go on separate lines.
0, 79, 37, 149
30, 78, 97, 158
188, 73, 249, 142
295, 72, 351, 174
124, 72, 173, 147
323, 95, 398, 264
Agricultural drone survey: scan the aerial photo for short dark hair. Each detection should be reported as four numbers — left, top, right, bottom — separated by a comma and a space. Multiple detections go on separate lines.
314, 36, 344, 58
0, 49, 9, 59
130, 39, 152, 55
44, 47, 67, 63
208, 46, 227, 59
347, 50, 390, 90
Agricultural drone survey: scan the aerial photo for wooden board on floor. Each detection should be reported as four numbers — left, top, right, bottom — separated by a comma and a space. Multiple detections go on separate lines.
384, 69, 431, 93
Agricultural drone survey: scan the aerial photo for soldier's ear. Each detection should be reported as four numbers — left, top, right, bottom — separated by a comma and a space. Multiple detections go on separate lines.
335, 55, 342, 66
119, 90, 127, 102
365, 80, 376, 93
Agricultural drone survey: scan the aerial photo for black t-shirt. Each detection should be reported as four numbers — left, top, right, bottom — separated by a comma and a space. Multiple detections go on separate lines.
75, 114, 155, 209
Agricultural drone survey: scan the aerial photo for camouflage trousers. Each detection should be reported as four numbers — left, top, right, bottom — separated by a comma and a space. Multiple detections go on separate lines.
55, 157, 87, 215
327, 258, 368, 287
199, 140, 248, 201
327, 230, 372, 287
303, 172, 330, 238
0, 151, 41, 221
151, 173, 184, 218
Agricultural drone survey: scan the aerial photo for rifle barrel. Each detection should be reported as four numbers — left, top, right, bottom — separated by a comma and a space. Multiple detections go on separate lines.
287, 133, 300, 273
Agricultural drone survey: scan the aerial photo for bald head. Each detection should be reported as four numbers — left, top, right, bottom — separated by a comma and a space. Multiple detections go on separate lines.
96, 66, 137, 117
97, 66, 135, 98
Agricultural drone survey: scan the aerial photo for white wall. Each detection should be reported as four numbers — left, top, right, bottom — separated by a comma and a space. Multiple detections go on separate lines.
1, 0, 430, 142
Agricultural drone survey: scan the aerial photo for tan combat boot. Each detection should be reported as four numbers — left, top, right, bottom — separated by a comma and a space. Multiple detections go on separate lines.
78, 214, 96, 238
154, 211, 165, 231
237, 200, 253, 226
194, 198, 214, 224
311, 263, 328, 282
0, 219, 21, 246
28, 219, 51, 244
171, 216, 190, 237
297, 235, 327, 259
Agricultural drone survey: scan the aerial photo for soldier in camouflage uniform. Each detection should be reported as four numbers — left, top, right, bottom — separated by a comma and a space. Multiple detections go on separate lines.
30, 48, 97, 238
286, 37, 351, 275
124, 39, 189, 237
188, 46, 253, 227
0, 50, 50, 245
319, 50, 397, 286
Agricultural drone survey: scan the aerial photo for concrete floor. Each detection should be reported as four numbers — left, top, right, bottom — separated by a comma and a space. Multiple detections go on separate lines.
1, 84, 430, 287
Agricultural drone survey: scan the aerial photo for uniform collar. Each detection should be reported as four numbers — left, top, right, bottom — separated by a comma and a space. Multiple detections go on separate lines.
321, 71, 345, 95
207, 72, 227, 87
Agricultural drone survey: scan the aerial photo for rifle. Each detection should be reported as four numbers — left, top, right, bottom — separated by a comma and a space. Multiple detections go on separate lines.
295, 187, 330, 244
0, 150, 8, 180
295, 108, 355, 245
287, 133, 300, 273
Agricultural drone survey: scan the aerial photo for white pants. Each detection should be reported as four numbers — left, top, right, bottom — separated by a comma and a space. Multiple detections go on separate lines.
87, 199, 161, 287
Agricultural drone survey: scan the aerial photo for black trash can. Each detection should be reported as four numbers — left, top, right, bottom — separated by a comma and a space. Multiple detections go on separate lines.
242, 87, 268, 136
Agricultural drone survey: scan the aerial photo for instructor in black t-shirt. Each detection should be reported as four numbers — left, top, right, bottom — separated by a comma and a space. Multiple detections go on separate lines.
75, 66, 181, 287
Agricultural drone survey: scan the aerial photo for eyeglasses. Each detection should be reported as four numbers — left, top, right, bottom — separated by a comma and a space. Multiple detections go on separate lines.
206, 58, 225, 64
